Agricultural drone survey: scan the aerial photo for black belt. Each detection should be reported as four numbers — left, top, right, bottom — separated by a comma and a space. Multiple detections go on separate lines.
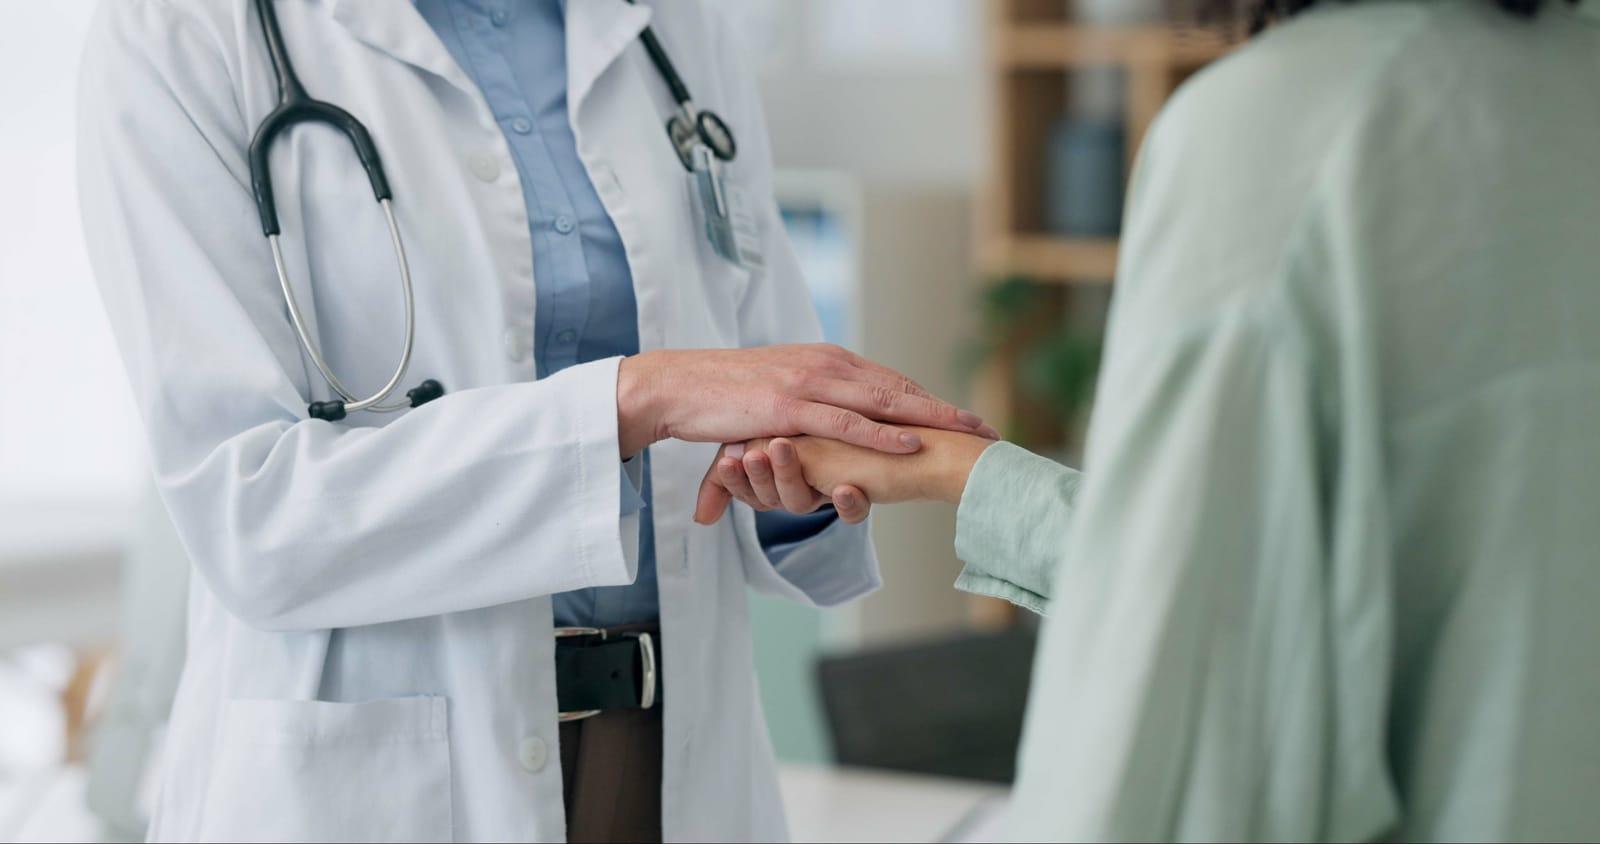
554, 625, 661, 722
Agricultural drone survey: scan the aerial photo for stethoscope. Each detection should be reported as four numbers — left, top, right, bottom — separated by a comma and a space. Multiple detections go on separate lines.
248, 0, 737, 422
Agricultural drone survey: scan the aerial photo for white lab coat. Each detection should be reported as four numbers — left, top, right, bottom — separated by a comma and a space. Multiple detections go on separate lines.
76, 1, 879, 841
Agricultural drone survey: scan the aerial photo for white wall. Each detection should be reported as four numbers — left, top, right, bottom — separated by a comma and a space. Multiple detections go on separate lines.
0, 2, 145, 506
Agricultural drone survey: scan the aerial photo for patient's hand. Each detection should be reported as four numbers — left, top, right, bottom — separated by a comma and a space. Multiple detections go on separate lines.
693, 427, 995, 525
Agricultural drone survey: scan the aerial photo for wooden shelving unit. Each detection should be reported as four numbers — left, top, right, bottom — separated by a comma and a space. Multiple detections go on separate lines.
968, 2, 1239, 629
979, 9, 1237, 286
996, 23, 1236, 70
978, 234, 1119, 286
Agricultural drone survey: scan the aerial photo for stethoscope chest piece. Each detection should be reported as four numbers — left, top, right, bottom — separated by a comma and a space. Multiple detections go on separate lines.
666, 108, 737, 171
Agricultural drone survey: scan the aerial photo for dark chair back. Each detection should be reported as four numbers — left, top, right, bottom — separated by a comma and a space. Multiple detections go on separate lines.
815, 627, 1037, 783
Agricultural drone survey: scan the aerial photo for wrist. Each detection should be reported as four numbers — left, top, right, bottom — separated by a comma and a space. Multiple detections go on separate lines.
916, 431, 991, 504
616, 352, 665, 458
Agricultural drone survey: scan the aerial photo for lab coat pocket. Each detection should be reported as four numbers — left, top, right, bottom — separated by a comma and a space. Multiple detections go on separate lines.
198, 696, 452, 843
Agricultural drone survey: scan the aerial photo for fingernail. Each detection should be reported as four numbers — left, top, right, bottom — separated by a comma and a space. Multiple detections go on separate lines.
957, 409, 984, 428
899, 432, 922, 449
839, 491, 859, 508
770, 442, 793, 465
724, 442, 746, 458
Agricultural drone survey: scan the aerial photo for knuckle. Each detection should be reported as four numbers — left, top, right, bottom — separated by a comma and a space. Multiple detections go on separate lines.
793, 371, 824, 396
780, 368, 809, 392
924, 396, 958, 421
830, 408, 863, 434
869, 384, 900, 412
818, 360, 852, 380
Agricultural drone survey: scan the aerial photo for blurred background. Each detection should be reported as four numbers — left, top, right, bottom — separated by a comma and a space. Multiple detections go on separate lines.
0, 1, 1235, 840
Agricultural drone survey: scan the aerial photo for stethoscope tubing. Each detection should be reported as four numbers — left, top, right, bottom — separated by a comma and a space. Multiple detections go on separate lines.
251, 0, 430, 418
268, 198, 418, 414
248, 0, 735, 420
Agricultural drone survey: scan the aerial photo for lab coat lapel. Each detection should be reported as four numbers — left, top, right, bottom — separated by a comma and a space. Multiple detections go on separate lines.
328, 0, 477, 95
565, 0, 653, 113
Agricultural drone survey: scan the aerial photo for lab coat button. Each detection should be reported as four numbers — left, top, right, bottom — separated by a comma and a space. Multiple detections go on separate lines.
518, 736, 548, 772
510, 117, 533, 135
469, 153, 500, 182
503, 329, 526, 362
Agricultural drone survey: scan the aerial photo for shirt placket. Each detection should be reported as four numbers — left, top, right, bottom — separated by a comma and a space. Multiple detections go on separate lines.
451, 1, 590, 380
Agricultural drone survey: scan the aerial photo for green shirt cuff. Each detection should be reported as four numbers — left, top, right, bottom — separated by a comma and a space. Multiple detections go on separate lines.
953, 441, 1082, 616
953, 569, 1051, 616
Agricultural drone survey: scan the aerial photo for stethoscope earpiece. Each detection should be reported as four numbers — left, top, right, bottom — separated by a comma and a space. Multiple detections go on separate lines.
406, 379, 446, 408
308, 400, 347, 422
306, 379, 443, 423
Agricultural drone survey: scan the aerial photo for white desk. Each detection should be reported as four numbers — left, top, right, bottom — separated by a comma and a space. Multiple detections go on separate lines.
777, 763, 1008, 843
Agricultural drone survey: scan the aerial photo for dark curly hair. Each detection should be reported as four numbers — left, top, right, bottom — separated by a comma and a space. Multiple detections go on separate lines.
1196, 0, 1570, 32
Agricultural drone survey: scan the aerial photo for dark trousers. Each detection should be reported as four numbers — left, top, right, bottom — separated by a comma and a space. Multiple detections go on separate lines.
558, 705, 664, 843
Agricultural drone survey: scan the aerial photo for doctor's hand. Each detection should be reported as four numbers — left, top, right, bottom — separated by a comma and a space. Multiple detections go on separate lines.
693, 427, 998, 525
615, 345, 994, 458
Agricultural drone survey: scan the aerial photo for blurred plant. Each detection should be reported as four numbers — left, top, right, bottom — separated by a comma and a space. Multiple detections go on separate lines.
956, 276, 1104, 442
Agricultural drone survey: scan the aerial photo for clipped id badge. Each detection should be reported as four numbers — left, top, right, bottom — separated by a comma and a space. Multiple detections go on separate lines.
690, 145, 765, 272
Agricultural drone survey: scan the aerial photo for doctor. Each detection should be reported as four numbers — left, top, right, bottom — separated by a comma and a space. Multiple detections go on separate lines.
76, 1, 989, 841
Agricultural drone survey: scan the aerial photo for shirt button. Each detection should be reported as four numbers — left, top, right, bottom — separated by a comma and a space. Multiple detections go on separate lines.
556, 329, 577, 344
510, 117, 533, 135
553, 214, 575, 235
490, 8, 510, 27
503, 328, 527, 362
469, 153, 500, 182
518, 736, 548, 772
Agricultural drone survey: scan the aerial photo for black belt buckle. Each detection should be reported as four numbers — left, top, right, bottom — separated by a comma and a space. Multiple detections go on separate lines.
554, 627, 657, 723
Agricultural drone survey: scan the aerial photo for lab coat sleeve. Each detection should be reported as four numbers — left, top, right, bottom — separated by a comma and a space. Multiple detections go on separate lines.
75, 1, 637, 633
1001, 296, 1397, 840
704, 11, 880, 608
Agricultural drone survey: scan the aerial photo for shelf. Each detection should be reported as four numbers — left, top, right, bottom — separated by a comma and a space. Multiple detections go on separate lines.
980, 235, 1119, 285
995, 23, 1236, 70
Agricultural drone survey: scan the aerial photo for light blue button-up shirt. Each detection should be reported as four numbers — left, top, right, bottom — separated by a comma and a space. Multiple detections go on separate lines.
416, 0, 840, 627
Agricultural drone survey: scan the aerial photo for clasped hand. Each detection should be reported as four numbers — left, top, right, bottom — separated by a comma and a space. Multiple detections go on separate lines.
616, 343, 996, 525
693, 427, 998, 526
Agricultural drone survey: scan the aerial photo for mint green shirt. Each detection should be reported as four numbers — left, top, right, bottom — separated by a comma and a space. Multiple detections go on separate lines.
955, 2, 1600, 839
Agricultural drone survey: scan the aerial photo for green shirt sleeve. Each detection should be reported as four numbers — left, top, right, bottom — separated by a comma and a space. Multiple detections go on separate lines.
953, 442, 1081, 616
